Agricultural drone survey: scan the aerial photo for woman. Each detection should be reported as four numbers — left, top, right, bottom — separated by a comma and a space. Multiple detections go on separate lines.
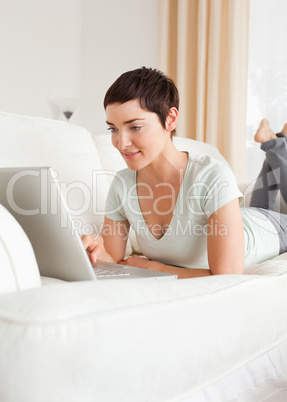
82, 67, 286, 279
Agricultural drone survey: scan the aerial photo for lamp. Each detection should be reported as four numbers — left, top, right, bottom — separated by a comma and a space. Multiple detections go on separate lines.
52, 97, 79, 122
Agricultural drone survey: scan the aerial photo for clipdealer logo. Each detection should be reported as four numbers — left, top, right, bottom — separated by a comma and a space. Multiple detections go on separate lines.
6, 167, 282, 236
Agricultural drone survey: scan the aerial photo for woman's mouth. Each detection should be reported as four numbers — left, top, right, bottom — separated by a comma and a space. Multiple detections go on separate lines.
123, 151, 141, 159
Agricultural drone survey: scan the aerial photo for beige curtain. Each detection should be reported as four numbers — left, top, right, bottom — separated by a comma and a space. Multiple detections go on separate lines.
159, 0, 249, 182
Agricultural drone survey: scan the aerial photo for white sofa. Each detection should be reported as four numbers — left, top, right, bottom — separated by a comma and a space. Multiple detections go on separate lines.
0, 111, 287, 402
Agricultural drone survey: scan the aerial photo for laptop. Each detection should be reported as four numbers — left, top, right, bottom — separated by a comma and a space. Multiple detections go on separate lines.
0, 167, 177, 281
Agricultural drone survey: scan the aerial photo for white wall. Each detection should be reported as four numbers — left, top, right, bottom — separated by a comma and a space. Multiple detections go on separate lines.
81, 0, 158, 135
0, 0, 82, 121
0, 0, 158, 131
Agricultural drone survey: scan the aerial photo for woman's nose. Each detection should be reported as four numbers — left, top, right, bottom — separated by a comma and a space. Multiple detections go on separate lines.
118, 131, 132, 150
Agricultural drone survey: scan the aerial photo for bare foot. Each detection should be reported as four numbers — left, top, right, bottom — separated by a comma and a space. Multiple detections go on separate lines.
281, 123, 287, 136
254, 119, 277, 144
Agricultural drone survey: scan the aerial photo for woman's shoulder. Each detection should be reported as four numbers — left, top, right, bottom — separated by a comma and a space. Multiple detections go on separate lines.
188, 152, 225, 168
186, 152, 237, 185
187, 152, 229, 175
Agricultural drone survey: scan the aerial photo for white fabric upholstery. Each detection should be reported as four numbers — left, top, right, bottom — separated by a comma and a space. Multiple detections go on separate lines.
0, 269, 287, 401
0, 205, 41, 294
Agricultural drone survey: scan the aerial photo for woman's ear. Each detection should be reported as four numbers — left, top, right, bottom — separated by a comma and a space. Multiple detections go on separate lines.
165, 107, 178, 132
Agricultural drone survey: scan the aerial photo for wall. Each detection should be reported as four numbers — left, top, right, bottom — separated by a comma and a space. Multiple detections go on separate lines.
80, 0, 158, 135
0, 0, 158, 131
0, 0, 82, 122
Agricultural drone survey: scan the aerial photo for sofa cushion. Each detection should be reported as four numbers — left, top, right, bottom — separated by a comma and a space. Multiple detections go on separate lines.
0, 205, 41, 294
0, 267, 287, 401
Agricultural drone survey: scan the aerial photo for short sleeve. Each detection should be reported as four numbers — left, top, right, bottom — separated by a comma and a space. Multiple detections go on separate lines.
194, 161, 243, 218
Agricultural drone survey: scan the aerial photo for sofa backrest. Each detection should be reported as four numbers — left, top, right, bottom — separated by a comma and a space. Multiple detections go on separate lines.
0, 111, 109, 235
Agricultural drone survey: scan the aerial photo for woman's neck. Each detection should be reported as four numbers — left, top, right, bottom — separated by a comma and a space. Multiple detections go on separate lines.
137, 146, 188, 186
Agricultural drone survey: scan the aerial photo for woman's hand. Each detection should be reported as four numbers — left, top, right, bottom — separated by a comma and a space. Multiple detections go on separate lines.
81, 234, 114, 264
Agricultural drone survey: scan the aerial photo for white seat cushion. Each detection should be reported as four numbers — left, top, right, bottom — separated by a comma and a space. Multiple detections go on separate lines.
0, 267, 287, 401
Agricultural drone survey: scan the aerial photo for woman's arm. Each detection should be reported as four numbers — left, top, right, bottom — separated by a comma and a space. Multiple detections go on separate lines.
121, 198, 245, 278
102, 217, 130, 263
120, 255, 213, 279
207, 198, 245, 275
82, 217, 130, 264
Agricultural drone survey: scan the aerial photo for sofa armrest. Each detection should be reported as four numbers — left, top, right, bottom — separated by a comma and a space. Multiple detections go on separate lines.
0, 205, 41, 294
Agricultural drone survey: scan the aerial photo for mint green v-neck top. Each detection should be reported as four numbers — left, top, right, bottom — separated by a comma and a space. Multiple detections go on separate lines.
105, 153, 279, 269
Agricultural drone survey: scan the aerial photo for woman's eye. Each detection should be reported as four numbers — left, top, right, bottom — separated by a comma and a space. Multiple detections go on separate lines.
131, 126, 142, 131
107, 127, 117, 133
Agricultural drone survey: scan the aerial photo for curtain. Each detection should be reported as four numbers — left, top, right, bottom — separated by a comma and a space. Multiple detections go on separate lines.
159, 0, 249, 182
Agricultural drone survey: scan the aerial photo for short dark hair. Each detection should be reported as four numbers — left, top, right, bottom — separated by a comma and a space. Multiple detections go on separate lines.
104, 67, 179, 134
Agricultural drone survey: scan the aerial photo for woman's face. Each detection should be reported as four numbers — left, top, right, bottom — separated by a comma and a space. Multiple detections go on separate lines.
106, 99, 172, 171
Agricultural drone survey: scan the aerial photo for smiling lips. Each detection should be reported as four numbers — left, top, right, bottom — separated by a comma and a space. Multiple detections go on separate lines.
123, 151, 141, 159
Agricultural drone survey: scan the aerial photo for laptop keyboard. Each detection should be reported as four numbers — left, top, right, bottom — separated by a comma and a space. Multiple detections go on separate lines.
94, 268, 131, 278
